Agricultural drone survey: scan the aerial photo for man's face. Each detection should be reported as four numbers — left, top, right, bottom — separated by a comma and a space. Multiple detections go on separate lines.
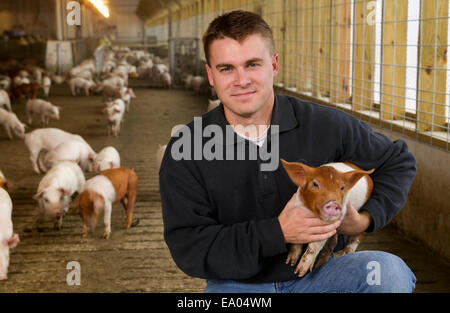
205, 34, 279, 123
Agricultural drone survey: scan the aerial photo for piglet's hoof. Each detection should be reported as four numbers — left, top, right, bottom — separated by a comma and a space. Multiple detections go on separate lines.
103, 231, 110, 239
130, 219, 140, 227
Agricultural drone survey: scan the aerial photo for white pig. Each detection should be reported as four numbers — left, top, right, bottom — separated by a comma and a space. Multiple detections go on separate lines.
156, 144, 167, 173
0, 90, 11, 111
192, 76, 206, 94
24, 128, 88, 174
119, 87, 136, 112
0, 76, 11, 90
69, 77, 96, 96
26, 99, 61, 125
41, 75, 52, 97
102, 76, 126, 89
155, 124, 185, 173
0, 108, 26, 140
33, 161, 85, 230
103, 99, 125, 137
184, 74, 194, 89
51, 74, 65, 85
162, 72, 172, 89
0, 188, 20, 280
43, 139, 97, 172
93, 146, 121, 172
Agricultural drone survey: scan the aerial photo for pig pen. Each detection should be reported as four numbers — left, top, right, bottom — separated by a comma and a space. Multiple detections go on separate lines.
0, 85, 449, 292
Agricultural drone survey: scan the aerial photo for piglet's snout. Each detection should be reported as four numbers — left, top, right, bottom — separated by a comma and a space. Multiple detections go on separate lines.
52, 207, 62, 218
320, 201, 341, 219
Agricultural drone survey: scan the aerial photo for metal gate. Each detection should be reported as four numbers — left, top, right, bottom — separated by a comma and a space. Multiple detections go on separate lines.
169, 37, 201, 88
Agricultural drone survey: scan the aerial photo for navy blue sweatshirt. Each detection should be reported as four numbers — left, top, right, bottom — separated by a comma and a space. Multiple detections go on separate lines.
159, 94, 417, 283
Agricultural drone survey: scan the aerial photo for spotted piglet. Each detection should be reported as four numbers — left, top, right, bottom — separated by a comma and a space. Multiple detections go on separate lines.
281, 159, 374, 277
71, 168, 138, 239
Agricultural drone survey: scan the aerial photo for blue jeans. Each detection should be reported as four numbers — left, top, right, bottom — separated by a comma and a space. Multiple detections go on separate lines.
205, 251, 416, 293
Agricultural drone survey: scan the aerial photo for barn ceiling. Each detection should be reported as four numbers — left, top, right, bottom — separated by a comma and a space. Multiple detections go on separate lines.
135, 0, 186, 21
107, 0, 142, 13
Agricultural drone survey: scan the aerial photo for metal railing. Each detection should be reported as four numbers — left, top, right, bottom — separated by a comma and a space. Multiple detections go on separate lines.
144, 0, 450, 151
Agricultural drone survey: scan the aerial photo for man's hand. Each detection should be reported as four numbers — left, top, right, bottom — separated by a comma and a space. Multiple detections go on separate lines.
337, 203, 372, 235
278, 192, 341, 244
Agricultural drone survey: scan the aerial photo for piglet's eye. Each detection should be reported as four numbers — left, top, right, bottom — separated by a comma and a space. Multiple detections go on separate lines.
312, 181, 320, 188
340, 185, 345, 191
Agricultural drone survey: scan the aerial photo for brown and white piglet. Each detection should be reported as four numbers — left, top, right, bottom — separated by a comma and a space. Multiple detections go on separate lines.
71, 168, 138, 239
280, 159, 374, 277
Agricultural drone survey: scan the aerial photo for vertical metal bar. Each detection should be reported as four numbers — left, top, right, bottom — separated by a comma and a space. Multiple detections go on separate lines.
390, 0, 398, 131
430, 0, 439, 142
55, 0, 63, 41
362, 0, 367, 112
328, 1, 333, 103
296, 0, 299, 91
351, 0, 356, 113
416, 0, 423, 139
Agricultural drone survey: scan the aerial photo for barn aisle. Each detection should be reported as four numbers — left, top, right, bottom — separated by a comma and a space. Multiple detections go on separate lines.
0, 85, 208, 292
0, 85, 449, 292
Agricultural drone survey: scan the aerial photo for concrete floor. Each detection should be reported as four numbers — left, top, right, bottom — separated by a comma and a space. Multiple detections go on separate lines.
0, 84, 449, 292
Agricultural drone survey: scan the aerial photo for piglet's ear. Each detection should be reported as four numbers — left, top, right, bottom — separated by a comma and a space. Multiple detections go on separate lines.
342, 168, 375, 190
58, 187, 71, 196
33, 191, 43, 201
280, 159, 312, 188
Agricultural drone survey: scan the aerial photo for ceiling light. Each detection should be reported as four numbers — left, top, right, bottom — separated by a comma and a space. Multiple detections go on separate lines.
89, 0, 110, 18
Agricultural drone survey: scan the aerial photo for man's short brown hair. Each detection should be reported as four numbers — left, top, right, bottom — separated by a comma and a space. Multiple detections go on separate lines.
202, 10, 275, 65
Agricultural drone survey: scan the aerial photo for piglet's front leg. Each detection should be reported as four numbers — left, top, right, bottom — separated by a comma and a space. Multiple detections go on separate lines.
315, 233, 338, 269
286, 244, 303, 266
333, 233, 363, 258
295, 239, 327, 277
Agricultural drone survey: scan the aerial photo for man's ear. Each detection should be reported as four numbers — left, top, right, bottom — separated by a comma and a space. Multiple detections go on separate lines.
272, 53, 279, 77
205, 63, 214, 87
280, 159, 312, 188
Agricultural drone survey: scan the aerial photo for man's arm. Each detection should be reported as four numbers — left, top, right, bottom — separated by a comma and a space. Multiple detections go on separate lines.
160, 157, 287, 280
338, 203, 372, 235
339, 117, 417, 232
